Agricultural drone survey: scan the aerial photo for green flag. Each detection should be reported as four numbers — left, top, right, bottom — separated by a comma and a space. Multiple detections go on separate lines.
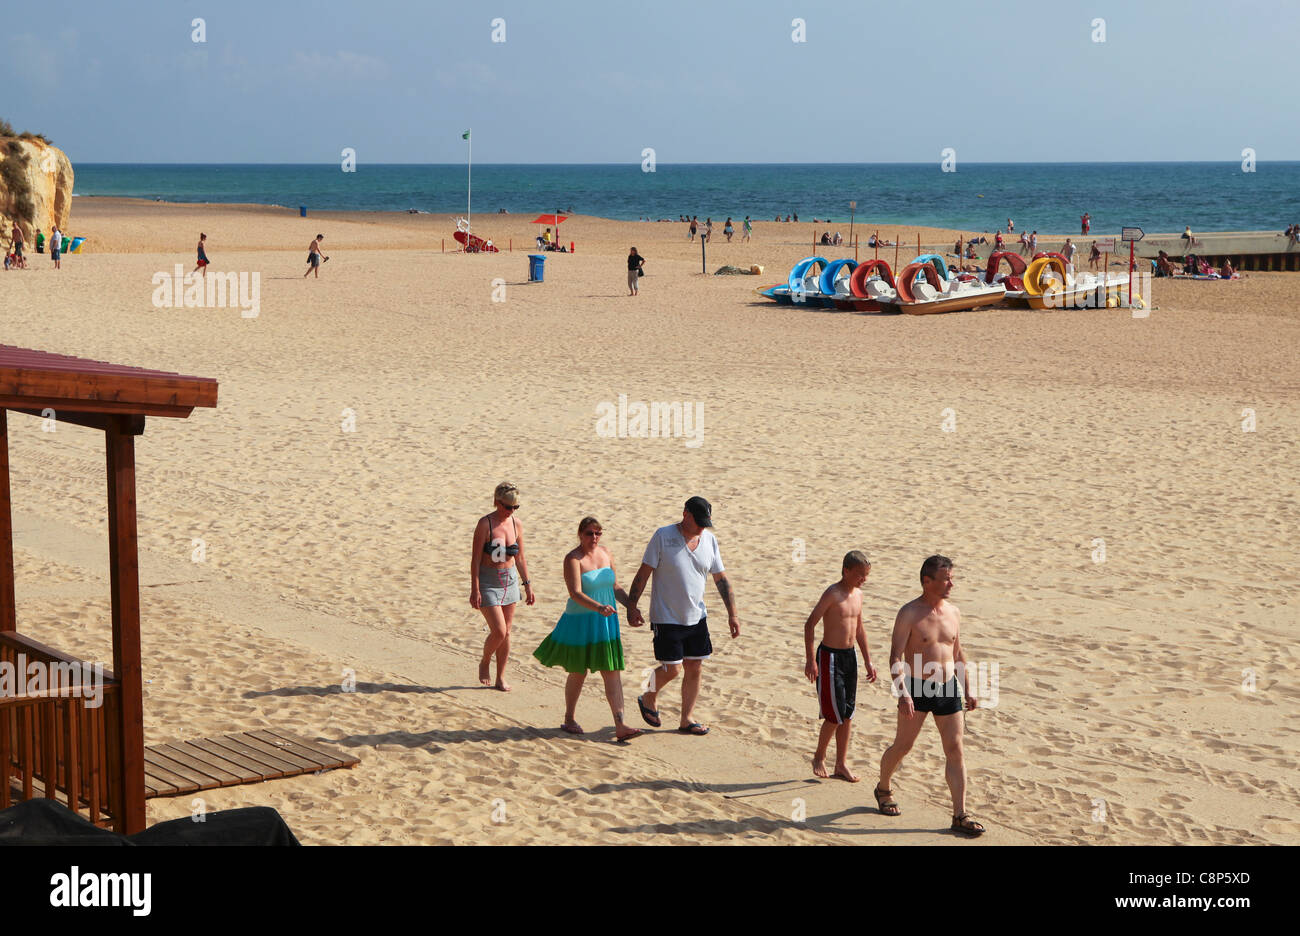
462, 130, 470, 140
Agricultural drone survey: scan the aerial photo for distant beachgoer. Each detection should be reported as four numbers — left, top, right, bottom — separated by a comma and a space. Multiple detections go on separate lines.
471, 482, 534, 691
868, 232, 879, 248
1081, 213, 1090, 235
820, 232, 832, 246
1182, 225, 1194, 245
193, 233, 209, 276
689, 217, 698, 241
742, 216, 752, 242
627, 246, 645, 296
1061, 238, 1076, 273
1018, 231, 1029, 255
875, 555, 984, 837
804, 551, 878, 782
1089, 241, 1101, 271
1220, 258, 1236, 279
1156, 251, 1175, 278
994, 231, 1004, 250
833, 231, 843, 246
724, 218, 734, 242
49, 227, 61, 269
704, 218, 713, 242
965, 242, 977, 260
1007, 218, 1014, 234
35, 229, 44, 254
1028, 231, 1038, 254
10, 223, 23, 264
532, 516, 643, 741
627, 496, 740, 736
304, 234, 327, 277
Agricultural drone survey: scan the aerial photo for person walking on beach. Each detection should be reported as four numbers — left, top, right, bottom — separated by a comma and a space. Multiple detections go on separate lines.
10, 222, 24, 268
470, 482, 535, 691
49, 226, 62, 269
304, 234, 327, 278
1088, 240, 1101, 271
874, 555, 984, 837
1028, 231, 1038, 254
627, 246, 645, 296
1018, 231, 1029, 256
1007, 218, 1014, 235
688, 217, 698, 242
1061, 237, 1076, 274
804, 551, 878, 782
35, 229, 45, 254
724, 218, 734, 242
533, 516, 643, 741
704, 218, 713, 242
627, 497, 740, 736
1081, 212, 1091, 236
193, 233, 210, 277
742, 216, 752, 242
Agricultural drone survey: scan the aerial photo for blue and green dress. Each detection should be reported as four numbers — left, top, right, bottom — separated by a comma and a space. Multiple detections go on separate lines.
533, 566, 625, 673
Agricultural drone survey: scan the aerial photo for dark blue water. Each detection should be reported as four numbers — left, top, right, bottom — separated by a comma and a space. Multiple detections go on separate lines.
73, 163, 1300, 234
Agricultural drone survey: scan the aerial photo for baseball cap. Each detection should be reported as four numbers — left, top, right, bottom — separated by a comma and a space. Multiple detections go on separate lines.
684, 496, 712, 527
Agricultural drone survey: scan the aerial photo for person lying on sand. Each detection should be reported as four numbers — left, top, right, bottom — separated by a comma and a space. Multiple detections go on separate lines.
876, 555, 985, 837
803, 551, 877, 782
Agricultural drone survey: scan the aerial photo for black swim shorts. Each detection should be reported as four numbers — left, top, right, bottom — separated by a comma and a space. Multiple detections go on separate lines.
651, 619, 712, 664
816, 644, 857, 724
908, 676, 963, 717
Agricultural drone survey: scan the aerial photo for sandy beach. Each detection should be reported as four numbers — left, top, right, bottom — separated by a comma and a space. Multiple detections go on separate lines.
2, 195, 1297, 845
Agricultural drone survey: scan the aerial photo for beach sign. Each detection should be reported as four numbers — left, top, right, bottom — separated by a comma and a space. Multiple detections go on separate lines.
1094, 238, 1116, 251
1122, 227, 1144, 242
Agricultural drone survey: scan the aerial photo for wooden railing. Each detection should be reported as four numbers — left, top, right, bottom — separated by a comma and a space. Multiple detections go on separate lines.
0, 632, 121, 828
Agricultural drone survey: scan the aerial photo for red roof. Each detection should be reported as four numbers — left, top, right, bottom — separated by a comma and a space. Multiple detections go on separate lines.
0, 345, 218, 417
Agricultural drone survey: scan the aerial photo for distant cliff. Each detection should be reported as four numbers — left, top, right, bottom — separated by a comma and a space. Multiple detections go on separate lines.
0, 133, 73, 243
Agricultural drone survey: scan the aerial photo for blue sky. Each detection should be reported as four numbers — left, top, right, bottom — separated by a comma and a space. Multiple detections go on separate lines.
4, 0, 1298, 163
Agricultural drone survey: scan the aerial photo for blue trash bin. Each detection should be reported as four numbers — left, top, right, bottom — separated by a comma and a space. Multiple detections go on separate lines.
528, 254, 545, 282
299, 206, 307, 218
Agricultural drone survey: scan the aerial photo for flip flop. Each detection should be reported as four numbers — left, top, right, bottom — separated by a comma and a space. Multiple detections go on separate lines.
637, 695, 661, 728
561, 722, 584, 735
677, 723, 709, 736
614, 729, 644, 743
874, 785, 901, 816
951, 813, 985, 837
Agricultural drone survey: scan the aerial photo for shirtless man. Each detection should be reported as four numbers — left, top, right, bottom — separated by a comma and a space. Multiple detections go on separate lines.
874, 555, 984, 837
803, 551, 878, 782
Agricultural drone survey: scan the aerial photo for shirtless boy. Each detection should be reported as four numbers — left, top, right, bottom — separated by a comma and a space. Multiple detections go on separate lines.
875, 555, 985, 837
803, 551, 877, 782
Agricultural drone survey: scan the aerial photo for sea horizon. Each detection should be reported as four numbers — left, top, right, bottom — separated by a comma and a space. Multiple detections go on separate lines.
70, 161, 1300, 233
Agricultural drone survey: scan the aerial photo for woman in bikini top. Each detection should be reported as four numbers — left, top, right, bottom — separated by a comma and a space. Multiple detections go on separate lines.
482, 516, 520, 560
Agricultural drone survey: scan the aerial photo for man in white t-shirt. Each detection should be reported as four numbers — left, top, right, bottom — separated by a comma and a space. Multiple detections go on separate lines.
626, 496, 740, 736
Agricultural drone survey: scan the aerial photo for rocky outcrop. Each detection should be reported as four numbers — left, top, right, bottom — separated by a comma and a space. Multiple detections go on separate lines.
0, 138, 73, 244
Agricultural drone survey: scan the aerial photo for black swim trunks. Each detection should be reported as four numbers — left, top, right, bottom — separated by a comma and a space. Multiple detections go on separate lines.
908, 676, 963, 717
651, 618, 712, 664
816, 644, 857, 724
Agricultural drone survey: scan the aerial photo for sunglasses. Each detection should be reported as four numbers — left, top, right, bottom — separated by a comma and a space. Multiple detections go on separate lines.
500, 504, 519, 511
582, 529, 603, 537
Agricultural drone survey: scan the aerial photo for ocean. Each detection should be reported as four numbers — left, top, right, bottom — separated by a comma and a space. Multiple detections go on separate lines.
73, 162, 1300, 235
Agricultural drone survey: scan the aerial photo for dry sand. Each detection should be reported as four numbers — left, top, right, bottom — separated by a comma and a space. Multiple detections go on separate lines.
2, 196, 1296, 844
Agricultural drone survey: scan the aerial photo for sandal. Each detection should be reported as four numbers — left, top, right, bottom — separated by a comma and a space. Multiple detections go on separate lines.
677, 722, 709, 736
951, 813, 986, 837
636, 695, 661, 728
873, 785, 900, 816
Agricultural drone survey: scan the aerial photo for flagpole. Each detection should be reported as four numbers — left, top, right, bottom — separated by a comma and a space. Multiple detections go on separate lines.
467, 129, 472, 236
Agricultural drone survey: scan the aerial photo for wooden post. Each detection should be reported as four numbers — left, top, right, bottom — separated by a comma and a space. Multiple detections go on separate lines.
854, 236, 859, 263
894, 237, 899, 270
106, 415, 145, 835
701, 231, 707, 274
0, 410, 14, 633
509, 239, 512, 252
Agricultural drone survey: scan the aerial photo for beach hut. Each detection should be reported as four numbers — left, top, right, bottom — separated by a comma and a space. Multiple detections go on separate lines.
0, 345, 217, 834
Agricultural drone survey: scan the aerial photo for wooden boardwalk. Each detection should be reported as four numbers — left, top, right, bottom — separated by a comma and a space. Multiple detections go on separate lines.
142, 731, 359, 798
